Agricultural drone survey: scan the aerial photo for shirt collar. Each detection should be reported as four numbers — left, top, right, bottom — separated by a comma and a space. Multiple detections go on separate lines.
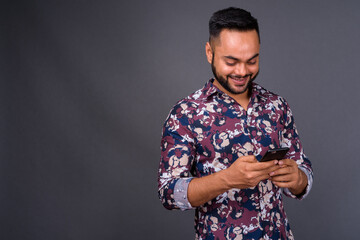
201, 79, 219, 99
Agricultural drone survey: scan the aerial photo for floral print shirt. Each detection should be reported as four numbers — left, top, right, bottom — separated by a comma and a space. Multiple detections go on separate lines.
158, 79, 313, 240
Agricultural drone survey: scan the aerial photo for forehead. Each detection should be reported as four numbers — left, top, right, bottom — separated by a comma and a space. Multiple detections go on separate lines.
213, 29, 260, 59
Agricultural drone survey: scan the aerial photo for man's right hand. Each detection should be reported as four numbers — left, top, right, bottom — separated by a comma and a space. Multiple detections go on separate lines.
223, 155, 281, 189
188, 155, 281, 207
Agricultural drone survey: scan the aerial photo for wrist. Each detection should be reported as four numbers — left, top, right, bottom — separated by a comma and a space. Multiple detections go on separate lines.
221, 168, 234, 190
290, 170, 307, 196
187, 169, 231, 207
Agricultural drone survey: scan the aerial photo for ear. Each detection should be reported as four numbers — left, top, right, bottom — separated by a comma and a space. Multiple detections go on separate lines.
205, 42, 213, 64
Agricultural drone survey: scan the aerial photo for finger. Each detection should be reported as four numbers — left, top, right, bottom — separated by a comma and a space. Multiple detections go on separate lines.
271, 174, 292, 182
253, 172, 275, 185
237, 155, 257, 163
278, 158, 297, 167
252, 160, 280, 171
270, 166, 293, 177
249, 162, 281, 174
267, 164, 283, 173
234, 156, 278, 171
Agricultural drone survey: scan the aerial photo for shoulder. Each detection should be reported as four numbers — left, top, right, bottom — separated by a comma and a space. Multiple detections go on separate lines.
169, 82, 215, 116
253, 83, 289, 110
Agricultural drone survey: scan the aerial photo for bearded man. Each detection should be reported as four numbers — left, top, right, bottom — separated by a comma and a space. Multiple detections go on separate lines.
158, 7, 313, 240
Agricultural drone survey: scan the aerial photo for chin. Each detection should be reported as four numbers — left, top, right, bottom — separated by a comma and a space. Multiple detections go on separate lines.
230, 82, 250, 94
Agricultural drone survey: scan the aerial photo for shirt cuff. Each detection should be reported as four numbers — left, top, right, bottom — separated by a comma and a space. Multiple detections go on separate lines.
174, 178, 194, 211
283, 166, 313, 200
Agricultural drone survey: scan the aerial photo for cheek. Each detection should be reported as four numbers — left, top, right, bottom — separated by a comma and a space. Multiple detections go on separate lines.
248, 65, 259, 74
218, 64, 234, 75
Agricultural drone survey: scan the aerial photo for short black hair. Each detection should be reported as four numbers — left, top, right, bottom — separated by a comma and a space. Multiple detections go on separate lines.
209, 7, 260, 43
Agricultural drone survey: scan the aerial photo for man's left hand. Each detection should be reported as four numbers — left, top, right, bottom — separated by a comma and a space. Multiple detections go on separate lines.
269, 159, 308, 196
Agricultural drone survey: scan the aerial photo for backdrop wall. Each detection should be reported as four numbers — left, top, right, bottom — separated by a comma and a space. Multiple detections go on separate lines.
2, 0, 360, 239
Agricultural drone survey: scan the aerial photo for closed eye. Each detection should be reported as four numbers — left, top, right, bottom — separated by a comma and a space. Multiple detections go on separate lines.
225, 62, 236, 66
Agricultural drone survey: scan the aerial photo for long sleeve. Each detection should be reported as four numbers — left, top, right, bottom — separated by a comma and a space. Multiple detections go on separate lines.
280, 98, 313, 199
158, 104, 196, 210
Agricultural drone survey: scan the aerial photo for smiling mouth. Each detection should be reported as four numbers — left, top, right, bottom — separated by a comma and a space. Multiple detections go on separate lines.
228, 75, 250, 85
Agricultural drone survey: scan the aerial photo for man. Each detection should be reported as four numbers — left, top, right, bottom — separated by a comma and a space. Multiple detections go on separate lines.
158, 7, 313, 240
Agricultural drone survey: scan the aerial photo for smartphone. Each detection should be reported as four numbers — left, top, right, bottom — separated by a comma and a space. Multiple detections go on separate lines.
260, 147, 289, 162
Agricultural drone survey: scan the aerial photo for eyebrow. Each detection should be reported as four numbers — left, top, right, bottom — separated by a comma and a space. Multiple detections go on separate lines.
224, 53, 259, 62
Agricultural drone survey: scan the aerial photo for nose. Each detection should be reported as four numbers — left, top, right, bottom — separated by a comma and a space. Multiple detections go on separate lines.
234, 63, 248, 77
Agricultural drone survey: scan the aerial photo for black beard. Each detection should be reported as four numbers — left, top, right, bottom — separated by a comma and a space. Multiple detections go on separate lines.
211, 55, 258, 95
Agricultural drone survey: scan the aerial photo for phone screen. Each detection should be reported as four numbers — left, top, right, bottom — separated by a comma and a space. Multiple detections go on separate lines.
260, 147, 289, 162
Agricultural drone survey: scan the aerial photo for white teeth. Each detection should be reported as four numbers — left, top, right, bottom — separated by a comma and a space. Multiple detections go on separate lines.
232, 77, 245, 81
230, 76, 247, 80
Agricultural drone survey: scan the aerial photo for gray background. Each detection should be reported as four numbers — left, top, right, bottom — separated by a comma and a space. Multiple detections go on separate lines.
2, 0, 360, 239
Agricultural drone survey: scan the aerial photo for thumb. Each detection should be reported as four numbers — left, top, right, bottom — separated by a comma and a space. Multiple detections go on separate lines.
237, 155, 257, 163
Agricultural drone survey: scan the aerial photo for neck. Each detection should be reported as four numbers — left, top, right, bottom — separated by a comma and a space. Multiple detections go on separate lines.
233, 92, 251, 111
